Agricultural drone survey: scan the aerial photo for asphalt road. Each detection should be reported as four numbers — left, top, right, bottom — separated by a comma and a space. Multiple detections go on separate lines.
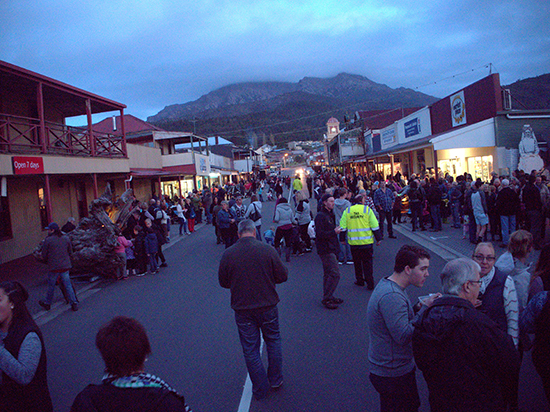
39, 184, 549, 411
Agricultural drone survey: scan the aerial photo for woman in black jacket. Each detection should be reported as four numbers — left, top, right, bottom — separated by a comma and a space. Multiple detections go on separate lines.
0, 281, 53, 412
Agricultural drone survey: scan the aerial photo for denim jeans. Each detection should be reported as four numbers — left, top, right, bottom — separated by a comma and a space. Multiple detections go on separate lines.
235, 306, 283, 399
45, 270, 77, 305
338, 233, 352, 262
451, 202, 461, 228
500, 215, 516, 245
430, 204, 442, 230
147, 254, 158, 272
255, 225, 262, 241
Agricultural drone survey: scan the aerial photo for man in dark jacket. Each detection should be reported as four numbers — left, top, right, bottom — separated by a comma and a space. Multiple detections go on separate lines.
413, 258, 520, 412
315, 194, 343, 309
522, 174, 544, 249
426, 178, 442, 231
219, 219, 288, 400
496, 179, 520, 247
39, 222, 78, 311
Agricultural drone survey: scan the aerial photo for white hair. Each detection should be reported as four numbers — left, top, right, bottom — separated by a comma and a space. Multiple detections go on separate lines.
501, 179, 510, 187
440, 258, 481, 296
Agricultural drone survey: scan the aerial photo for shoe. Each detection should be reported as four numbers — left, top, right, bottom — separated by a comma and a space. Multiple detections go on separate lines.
305, 248, 312, 252
346, 261, 354, 265
354, 281, 365, 287
298, 252, 305, 256
71, 303, 78, 312
136, 272, 146, 277
160, 262, 168, 267
271, 380, 284, 389
322, 300, 338, 310
331, 297, 344, 304
338, 261, 344, 265
388, 235, 397, 239
38, 300, 51, 311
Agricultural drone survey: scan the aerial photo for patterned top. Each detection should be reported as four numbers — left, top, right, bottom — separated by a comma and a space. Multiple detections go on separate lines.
373, 188, 395, 212
520, 291, 549, 333
480, 267, 519, 347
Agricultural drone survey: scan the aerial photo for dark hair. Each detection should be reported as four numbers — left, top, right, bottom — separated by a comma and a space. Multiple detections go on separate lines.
134, 225, 142, 233
96, 316, 151, 377
394, 245, 431, 273
410, 181, 418, 189
278, 197, 288, 204
337, 188, 347, 197
250, 194, 258, 202
0, 281, 32, 326
535, 244, 550, 291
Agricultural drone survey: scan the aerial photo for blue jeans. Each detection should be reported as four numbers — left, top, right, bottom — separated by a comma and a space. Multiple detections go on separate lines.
430, 204, 442, 230
500, 215, 516, 245
451, 202, 461, 228
235, 306, 283, 399
338, 233, 352, 262
255, 225, 262, 241
45, 270, 77, 305
147, 254, 158, 272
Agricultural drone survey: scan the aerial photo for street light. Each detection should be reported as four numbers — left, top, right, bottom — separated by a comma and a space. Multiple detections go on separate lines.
283, 153, 289, 168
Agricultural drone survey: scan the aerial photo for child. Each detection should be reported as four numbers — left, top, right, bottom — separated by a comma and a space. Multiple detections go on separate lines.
125, 234, 137, 277
264, 226, 275, 246
115, 228, 132, 280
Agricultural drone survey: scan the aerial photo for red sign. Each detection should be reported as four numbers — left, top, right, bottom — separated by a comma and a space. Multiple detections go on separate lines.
12, 156, 44, 175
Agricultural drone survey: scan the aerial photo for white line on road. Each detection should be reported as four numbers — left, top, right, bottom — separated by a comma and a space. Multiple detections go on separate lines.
237, 339, 265, 412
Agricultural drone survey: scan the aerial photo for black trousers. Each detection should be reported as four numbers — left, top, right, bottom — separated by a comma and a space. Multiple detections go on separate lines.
378, 209, 393, 237
370, 369, 420, 412
350, 244, 374, 288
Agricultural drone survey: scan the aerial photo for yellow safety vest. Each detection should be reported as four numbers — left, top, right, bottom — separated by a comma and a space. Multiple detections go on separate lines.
339, 204, 380, 246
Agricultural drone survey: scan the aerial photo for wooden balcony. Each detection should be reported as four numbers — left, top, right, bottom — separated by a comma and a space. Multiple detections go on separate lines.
0, 113, 126, 158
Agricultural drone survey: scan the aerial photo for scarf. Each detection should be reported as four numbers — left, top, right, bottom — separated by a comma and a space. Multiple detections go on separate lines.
102, 372, 183, 400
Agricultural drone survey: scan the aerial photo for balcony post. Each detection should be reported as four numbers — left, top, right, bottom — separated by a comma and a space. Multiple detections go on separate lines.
120, 109, 127, 157
92, 173, 98, 198
44, 174, 53, 224
86, 99, 95, 156
37, 82, 47, 153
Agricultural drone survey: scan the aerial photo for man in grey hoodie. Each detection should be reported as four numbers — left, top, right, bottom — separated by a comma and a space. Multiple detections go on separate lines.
274, 197, 295, 262
333, 188, 353, 265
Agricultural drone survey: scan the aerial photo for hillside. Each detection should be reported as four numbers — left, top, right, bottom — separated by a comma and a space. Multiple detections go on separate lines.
504, 74, 550, 110
148, 73, 438, 145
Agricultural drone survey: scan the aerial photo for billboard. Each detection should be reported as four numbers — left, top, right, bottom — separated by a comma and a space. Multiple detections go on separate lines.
380, 125, 398, 150
397, 107, 432, 145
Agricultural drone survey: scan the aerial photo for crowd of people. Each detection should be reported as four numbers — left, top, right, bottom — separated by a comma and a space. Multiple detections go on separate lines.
2, 166, 550, 411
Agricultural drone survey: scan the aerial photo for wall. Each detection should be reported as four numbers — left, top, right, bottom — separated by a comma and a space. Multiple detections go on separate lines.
127, 143, 162, 169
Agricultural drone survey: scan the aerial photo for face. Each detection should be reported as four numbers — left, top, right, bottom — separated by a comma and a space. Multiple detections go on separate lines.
380, 181, 386, 189
0, 288, 13, 329
407, 258, 430, 287
473, 244, 496, 277
464, 270, 482, 305
236, 198, 242, 205
323, 197, 335, 211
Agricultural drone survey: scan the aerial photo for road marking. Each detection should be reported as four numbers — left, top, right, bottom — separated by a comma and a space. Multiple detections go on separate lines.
237, 339, 265, 412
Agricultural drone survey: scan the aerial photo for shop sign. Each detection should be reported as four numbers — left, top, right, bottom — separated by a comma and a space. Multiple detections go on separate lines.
199, 157, 207, 172
381, 126, 397, 147
404, 117, 421, 138
12, 156, 44, 175
451, 90, 467, 127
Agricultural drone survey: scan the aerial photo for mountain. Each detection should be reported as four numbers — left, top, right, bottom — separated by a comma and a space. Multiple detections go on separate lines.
504, 74, 550, 110
147, 73, 439, 145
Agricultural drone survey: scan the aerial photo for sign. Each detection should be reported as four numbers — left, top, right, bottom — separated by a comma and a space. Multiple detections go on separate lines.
199, 157, 207, 172
450, 90, 467, 127
404, 117, 421, 138
381, 126, 397, 147
12, 156, 44, 175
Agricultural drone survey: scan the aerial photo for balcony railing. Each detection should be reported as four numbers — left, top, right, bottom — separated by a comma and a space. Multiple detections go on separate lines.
0, 113, 126, 158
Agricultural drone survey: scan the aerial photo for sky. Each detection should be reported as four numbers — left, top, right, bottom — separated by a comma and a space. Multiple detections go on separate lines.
1, 0, 549, 125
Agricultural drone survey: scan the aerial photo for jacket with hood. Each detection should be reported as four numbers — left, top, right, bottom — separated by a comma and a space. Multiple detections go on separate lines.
274, 203, 295, 228
412, 296, 520, 412
333, 198, 351, 225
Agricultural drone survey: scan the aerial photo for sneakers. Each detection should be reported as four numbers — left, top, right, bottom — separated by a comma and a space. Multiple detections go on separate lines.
346, 261, 354, 265
388, 235, 397, 239
71, 303, 79, 312
338, 261, 344, 265
331, 297, 344, 304
38, 300, 51, 311
322, 299, 338, 309
271, 380, 284, 389
136, 272, 146, 277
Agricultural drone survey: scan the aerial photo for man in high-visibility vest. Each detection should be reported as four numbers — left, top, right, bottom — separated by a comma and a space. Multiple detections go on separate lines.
339, 194, 382, 290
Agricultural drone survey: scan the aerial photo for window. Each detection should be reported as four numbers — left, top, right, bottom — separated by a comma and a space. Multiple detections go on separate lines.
38, 184, 48, 229
0, 196, 12, 240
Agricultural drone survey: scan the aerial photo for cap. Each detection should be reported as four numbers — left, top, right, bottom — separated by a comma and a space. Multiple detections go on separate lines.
46, 222, 59, 231
320, 193, 333, 203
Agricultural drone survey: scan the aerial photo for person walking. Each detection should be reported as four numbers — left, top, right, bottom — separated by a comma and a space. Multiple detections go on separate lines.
367, 245, 440, 412
244, 195, 263, 241
496, 179, 520, 248
218, 220, 288, 400
314, 194, 344, 310
0, 281, 53, 412
38, 222, 78, 312
339, 194, 382, 290
373, 181, 396, 239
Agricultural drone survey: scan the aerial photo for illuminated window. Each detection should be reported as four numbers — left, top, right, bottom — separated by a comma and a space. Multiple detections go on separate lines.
38, 184, 48, 229
467, 155, 493, 182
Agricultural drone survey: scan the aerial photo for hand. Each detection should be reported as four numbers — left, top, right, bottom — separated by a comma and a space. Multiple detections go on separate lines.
421, 293, 442, 307
473, 299, 482, 308
376, 241, 381, 246
334, 227, 342, 234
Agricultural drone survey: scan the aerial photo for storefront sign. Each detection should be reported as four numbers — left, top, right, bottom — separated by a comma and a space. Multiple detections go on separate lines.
381, 126, 397, 149
12, 156, 44, 175
404, 117, 421, 138
451, 90, 467, 127
199, 157, 207, 173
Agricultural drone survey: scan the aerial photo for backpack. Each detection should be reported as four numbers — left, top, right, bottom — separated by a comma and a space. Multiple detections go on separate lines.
249, 204, 261, 222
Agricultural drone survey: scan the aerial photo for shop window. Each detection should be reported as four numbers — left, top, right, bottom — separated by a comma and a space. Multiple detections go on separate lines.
0, 196, 12, 241
467, 155, 493, 182
37, 184, 48, 229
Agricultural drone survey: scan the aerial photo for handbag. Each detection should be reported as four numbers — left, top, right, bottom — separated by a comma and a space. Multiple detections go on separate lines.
250, 204, 261, 222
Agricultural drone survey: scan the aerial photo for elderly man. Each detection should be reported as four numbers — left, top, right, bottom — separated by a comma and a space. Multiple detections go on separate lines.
413, 258, 520, 412
219, 219, 288, 400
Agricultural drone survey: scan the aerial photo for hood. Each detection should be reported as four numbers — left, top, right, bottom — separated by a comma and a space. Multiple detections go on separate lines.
413, 296, 471, 343
277, 203, 292, 212
334, 199, 350, 213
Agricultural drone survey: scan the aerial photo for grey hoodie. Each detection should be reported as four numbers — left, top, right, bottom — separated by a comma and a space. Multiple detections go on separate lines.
333, 198, 351, 225
274, 203, 295, 227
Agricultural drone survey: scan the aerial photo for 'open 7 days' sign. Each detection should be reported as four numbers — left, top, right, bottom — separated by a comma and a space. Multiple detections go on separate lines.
12, 156, 44, 175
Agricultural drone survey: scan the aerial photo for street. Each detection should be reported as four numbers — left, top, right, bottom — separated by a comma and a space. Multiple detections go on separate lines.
39, 190, 549, 412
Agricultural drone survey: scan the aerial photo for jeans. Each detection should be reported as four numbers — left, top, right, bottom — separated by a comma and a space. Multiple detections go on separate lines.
205, 208, 212, 224
500, 215, 516, 245
410, 202, 423, 230
255, 225, 262, 241
429, 204, 441, 230
319, 253, 340, 301
378, 209, 393, 237
338, 233, 352, 262
235, 306, 283, 399
45, 270, 77, 305
370, 369, 420, 412
147, 254, 158, 272
451, 202, 461, 228
350, 244, 374, 288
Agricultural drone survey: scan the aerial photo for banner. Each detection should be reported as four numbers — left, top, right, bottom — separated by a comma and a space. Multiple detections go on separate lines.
451, 91, 467, 127
12, 156, 44, 175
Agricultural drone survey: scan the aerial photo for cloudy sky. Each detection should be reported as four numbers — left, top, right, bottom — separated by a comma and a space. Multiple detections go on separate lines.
1, 0, 548, 123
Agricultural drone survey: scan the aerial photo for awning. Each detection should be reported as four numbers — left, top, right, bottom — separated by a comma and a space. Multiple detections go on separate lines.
430, 118, 495, 151
162, 164, 196, 175
130, 168, 169, 177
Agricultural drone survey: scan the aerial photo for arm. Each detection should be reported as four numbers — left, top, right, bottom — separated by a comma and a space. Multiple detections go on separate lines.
379, 293, 416, 346
520, 292, 547, 334
271, 248, 289, 284
503, 276, 520, 348
0, 332, 42, 385
218, 255, 231, 289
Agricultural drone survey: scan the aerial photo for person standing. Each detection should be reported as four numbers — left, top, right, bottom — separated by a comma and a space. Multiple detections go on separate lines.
217, 201, 236, 248
496, 179, 520, 248
244, 195, 263, 241
334, 188, 353, 265
426, 177, 442, 232
367, 245, 439, 412
38, 222, 78, 312
314, 194, 344, 310
339, 194, 382, 289
0, 281, 53, 412
522, 174, 544, 249
218, 220, 288, 400
373, 181, 396, 239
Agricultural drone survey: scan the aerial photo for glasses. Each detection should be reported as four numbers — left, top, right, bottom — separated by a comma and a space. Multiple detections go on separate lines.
473, 255, 496, 262
468, 280, 482, 285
